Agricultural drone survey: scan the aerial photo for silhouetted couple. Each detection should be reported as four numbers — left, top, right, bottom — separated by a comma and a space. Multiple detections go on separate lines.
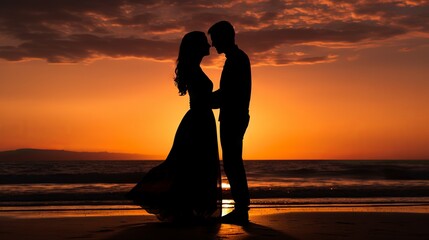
127, 21, 251, 225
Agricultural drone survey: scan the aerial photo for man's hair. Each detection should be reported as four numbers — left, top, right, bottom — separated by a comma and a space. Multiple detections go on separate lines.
208, 21, 235, 41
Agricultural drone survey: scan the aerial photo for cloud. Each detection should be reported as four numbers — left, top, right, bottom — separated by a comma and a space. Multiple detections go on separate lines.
253, 52, 338, 66
0, 0, 427, 65
238, 22, 406, 51
0, 34, 178, 63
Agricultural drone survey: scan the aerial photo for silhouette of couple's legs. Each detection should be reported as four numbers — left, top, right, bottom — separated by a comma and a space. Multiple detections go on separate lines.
220, 116, 250, 210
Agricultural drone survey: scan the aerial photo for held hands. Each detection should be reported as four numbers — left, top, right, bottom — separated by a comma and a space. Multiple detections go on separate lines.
211, 90, 221, 109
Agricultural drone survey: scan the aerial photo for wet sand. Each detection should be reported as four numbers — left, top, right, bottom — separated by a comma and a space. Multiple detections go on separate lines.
1, 205, 429, 240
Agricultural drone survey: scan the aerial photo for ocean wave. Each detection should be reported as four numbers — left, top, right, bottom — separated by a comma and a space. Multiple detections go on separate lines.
1, 184, 429, 205
2, 160, 429, 207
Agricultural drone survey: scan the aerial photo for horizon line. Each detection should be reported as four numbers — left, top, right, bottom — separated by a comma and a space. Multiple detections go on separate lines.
0, 148, 428, 161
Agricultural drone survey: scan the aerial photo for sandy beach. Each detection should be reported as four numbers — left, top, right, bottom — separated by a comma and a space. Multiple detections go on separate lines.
1, 205, 429, 240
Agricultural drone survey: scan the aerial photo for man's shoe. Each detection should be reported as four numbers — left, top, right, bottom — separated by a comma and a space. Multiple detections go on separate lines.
221, 209, 249, 225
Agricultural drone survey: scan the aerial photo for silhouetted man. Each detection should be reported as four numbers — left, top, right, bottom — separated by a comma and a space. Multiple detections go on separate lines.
209, 21, 251, 224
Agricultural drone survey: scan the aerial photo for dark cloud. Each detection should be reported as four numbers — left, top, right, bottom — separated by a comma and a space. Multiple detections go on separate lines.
238, 23, 405, 53
0, 0, 179, 62
235, 22, 406, 65
351, 1, 429, 32
0, 0, 427, 65
250, 52, 337, 66
0, 34, 178, 63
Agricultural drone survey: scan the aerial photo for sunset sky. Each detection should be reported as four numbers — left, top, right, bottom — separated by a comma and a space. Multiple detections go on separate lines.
0, 0, 428, 160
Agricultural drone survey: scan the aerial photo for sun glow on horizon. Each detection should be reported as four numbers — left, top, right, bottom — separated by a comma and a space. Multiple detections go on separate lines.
1, 55, 429, 160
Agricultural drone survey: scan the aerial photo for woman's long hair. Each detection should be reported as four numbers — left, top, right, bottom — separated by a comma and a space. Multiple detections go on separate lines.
174, 31, 205, 96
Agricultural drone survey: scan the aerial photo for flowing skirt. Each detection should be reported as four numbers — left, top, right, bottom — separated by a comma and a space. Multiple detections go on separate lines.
126, 109, 222, 222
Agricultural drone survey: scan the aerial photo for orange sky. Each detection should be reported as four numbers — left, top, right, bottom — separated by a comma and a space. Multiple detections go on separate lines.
0, 1, 428, 159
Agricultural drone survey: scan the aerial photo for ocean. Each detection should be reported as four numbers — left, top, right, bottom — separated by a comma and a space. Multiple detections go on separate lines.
1, 160, 429, 207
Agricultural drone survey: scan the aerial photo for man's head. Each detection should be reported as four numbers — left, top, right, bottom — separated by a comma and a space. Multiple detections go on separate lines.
208, 21, 235, 54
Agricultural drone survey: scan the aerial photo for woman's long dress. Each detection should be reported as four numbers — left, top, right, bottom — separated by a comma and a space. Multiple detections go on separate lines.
126, 69, 222, 222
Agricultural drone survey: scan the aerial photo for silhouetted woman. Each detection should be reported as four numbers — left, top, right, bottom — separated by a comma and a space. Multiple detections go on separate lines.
126, 31, 222, 222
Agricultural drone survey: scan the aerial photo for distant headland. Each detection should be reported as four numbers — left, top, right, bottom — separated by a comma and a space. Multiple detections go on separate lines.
0, 149, 150, 161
